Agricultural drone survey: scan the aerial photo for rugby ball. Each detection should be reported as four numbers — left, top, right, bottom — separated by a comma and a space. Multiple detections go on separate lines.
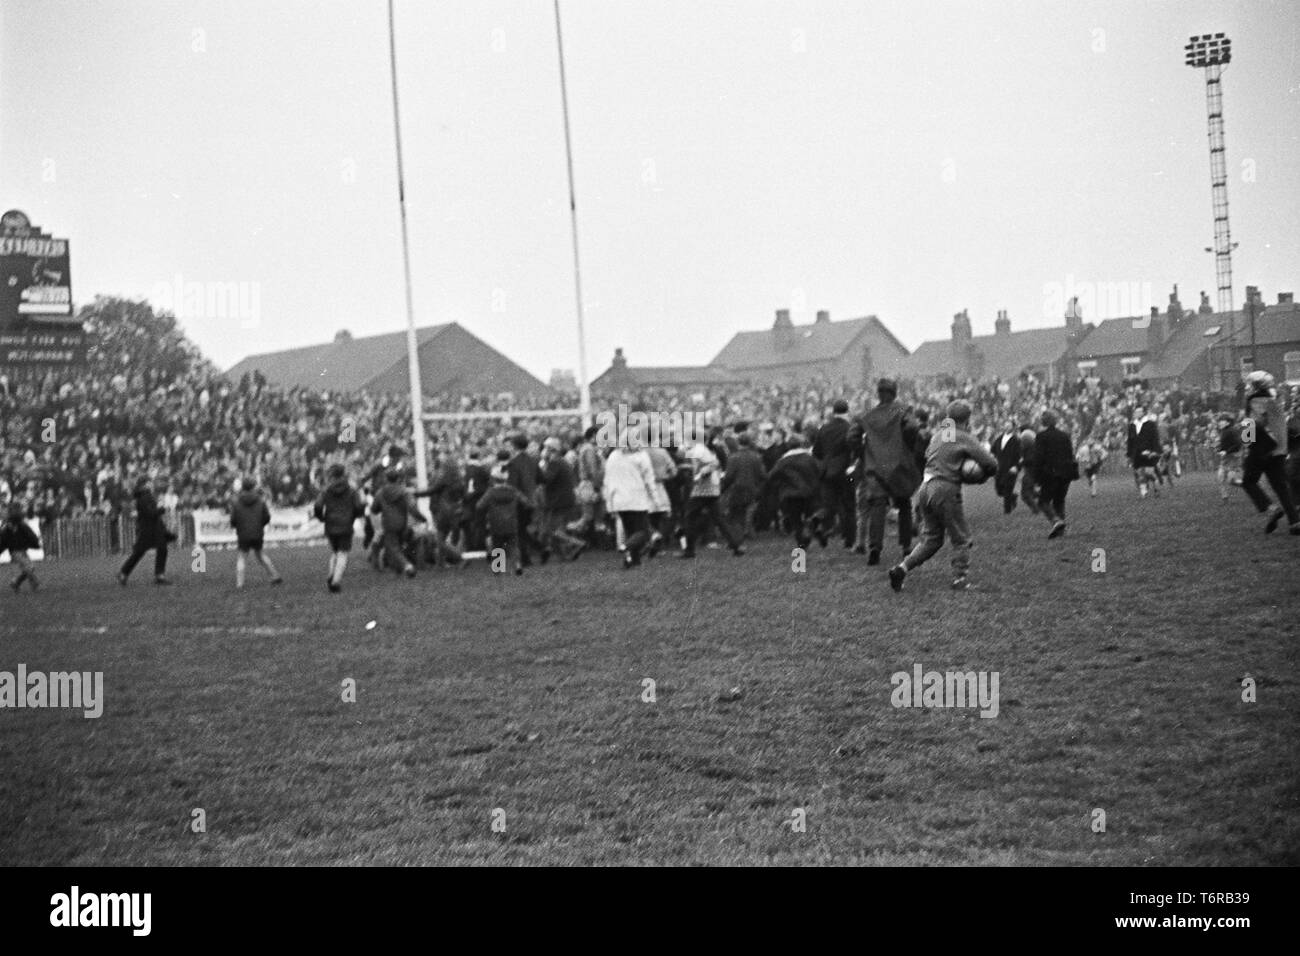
960, 458, 988, 484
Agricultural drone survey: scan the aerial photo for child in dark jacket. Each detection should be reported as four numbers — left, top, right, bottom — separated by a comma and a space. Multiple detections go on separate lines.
370, 470, 422, 577
230, 477, 282, 589
476, 466, 531, 575
2, 503, 41, 592
313, 463, 366, 592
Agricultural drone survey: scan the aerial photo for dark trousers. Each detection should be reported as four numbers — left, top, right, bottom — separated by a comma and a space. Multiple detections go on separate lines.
121, 539, 167, 579
1242, 454, 1299, 524
684, 496, 740, 555
1019, 468, 1039, 512
618, 511, 651, 562
516, 504, 546, 564
1038, 476, 1070, 523
820, 474, 855, 545
863, 475, 912, 554
488, 533, 520, 572
780, 496, 816, 547
723, 491, 757, 542
381, 529, 411, 573
994, 471, 1018, 513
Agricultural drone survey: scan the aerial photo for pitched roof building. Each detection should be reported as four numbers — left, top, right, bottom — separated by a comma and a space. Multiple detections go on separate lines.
591, 348, 743, 393
708, 309, 909, 385
592, 309, 911, 392
226, 322, 550, 397
1133, 290, 1298, 388
897, 307, 1082, 384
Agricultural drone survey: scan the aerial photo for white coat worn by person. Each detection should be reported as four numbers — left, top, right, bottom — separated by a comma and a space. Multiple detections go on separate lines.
602, 440, 659, 570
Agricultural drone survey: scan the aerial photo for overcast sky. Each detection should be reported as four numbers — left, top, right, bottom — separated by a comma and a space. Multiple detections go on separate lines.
2, 0, 1297, 382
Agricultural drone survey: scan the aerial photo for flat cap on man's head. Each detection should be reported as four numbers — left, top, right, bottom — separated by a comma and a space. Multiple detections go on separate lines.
832, 399, 849, 414
877, 378, 898, 398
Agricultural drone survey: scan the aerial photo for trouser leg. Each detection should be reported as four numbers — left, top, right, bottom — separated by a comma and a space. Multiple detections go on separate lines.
1241, 455, 1273, 512
619, 511, 649, 560
1262, 457, 1299, 524
943, 491, 972, 578
901, 484, 944, 571
120, 540, 149, 577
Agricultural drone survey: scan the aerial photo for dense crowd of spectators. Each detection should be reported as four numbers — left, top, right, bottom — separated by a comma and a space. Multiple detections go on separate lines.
0, 297, 1271, 523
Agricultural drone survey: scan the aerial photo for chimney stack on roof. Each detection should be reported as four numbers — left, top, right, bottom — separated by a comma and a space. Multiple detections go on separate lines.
611, 347, 628, 370
774, 308, 795, 350
1147, 306, 1166, 354
951, 308, 973, 352
1167, 285, 1184, 327
1278, 292, 1294, 305
1198, 290, 1213, 314
1064, 296, 1084, 336
334, 329, 352, 343
994, 309, 1011, 336
815, 310, 830, 324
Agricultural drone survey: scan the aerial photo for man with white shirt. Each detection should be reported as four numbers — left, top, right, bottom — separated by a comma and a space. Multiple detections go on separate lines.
1126, 405, 1161, 498
680, 431, 745, 559
991, 420, 1022, 514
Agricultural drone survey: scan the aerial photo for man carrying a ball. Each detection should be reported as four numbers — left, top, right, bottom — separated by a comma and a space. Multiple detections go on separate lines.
887, 400, 998, 593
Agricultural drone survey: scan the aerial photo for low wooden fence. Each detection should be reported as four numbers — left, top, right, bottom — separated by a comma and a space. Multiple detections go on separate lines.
37, 512, 195, 561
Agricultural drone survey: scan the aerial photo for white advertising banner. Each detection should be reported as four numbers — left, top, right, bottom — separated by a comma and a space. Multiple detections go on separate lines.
192, 508, 364, 549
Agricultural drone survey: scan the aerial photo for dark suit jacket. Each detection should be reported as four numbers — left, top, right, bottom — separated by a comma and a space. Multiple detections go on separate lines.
132, 488, 169, 547
812, 417, 853, 481
1127, 420, 1160, 465
720, 447, 767, 503
507, 451, 539, 500
847, 400, 921, 498
762, 450, 822, 502
1035, 426, 1076, 481
992, 431, 1022, 474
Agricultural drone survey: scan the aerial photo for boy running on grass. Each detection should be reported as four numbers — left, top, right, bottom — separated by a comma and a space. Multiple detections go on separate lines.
1, 503, 41, 592
230, 477, 283, 589
887, 400, 998, 593
314, 463, 366, 592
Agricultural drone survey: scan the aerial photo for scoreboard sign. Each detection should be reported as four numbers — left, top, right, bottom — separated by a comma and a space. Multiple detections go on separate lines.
1, 209, 86, 365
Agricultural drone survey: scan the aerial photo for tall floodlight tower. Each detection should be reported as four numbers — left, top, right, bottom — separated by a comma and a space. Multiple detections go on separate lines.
1184, 34, 1235, 322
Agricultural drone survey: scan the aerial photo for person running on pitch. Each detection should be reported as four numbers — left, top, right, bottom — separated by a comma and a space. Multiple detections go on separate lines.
887, 400, 997, 593
1127, 406, 1161, 498
760, 432, 822, 549
1076, 433, 1106, 498
1216, 412, 1243, 502
847, 378, 919, 563
314, 463, 366, 592
118, 476, 175, 586
1033, 410, 1077, 539
230, 477, 283, 589
1239, 371, 1300, 535
1, 502, 41, 592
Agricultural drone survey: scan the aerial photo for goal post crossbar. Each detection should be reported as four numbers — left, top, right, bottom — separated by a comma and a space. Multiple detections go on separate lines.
420, 409, 584, 422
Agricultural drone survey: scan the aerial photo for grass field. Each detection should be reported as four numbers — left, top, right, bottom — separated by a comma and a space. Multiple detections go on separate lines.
2, 470, 1297, 866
